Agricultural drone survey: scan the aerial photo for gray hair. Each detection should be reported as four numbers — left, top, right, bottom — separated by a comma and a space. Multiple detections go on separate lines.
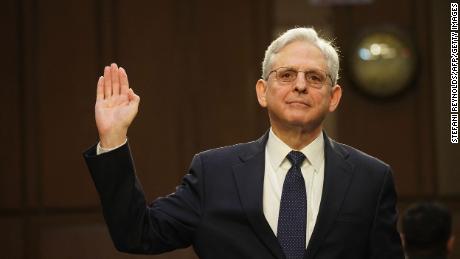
261, 27, 340, 86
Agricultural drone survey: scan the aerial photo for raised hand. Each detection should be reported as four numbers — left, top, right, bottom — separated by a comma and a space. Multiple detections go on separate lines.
95, 63, 140, 148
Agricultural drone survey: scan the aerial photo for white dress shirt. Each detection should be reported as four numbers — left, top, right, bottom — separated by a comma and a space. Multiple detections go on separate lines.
263, 128, 325, 248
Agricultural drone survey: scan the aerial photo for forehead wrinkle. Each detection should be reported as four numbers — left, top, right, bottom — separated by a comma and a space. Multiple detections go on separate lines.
270, 41, 328, 73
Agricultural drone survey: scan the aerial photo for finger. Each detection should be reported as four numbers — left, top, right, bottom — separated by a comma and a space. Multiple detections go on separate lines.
128, 88, 140, 104
111, 63, 120, 96
103, 66, 112, 98
119, 67, 129, 95
96, 76, 104, 101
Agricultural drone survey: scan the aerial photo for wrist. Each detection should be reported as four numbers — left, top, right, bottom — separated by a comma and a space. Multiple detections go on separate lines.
99, 130, 127, 149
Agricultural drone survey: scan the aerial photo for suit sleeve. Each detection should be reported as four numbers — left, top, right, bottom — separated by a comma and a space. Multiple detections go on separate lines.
83, 142, 203, 254
368, 166, 404, 259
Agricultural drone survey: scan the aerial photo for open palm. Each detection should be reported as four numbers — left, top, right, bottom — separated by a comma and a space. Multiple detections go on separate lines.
95, 64, 140, 148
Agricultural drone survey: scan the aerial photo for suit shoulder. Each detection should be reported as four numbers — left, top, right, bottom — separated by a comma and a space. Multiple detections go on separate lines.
332, 140, 390, 171
195, 139, 259, 163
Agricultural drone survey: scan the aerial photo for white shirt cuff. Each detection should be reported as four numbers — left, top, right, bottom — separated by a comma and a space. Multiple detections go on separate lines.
96, 139, 128, 155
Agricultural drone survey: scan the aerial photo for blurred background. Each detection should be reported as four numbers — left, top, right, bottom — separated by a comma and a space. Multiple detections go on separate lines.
1, 0, 459, 258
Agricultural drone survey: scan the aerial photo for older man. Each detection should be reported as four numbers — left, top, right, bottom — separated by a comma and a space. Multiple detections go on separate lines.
84, 27, 404, 258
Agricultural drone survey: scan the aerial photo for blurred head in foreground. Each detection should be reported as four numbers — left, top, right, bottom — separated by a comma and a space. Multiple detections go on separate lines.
401, 202, 455, 259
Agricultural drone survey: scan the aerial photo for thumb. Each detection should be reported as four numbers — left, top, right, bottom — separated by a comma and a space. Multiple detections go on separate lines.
128, 88, 140, 104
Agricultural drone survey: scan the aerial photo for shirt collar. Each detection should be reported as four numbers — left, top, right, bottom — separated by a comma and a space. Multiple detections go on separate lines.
266, 128, 324, 171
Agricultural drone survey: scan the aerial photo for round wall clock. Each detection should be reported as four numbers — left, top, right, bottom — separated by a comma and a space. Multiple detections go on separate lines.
348, 29, 417, 98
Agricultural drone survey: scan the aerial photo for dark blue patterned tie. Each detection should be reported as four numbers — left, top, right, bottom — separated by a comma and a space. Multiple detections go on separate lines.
277, 151, 307, 259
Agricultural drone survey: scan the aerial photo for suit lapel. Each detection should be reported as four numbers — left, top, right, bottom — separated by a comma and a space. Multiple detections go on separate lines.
232, 131, 353, 259
232, 133, 285, 259
305, 133, 354, 258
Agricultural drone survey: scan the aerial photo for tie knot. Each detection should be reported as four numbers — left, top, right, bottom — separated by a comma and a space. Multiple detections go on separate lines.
287, 151, 306, 167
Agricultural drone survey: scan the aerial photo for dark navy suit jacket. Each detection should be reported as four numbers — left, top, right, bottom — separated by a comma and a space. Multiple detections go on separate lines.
84, 132, 404, 258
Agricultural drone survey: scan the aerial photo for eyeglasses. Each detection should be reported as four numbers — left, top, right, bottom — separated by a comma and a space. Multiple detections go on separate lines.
267, 67, 332, 89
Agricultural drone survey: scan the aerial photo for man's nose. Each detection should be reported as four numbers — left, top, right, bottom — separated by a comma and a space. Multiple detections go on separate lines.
294, 72, 308, 93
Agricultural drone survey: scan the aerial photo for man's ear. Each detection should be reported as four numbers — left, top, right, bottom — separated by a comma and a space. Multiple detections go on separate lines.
447, 235, 455, 254
256, 79, 268, 108
328, 84, 342, 112
400, 233, 405, 249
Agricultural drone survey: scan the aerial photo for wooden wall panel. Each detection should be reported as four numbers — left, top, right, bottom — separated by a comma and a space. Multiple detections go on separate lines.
116, 1, 191, 197
114, 0, 271, 200
0, 218, 24, 258
22, 0, 41, 209
191, 0, 268, 150
0, 0, 22, 208
36, 0, 100, 207
431, 0, 460, 196
0, 0, 271, 258
332, 0, 435, 197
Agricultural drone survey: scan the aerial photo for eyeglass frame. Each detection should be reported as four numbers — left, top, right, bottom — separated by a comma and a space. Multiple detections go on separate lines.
265, 66, 333, 88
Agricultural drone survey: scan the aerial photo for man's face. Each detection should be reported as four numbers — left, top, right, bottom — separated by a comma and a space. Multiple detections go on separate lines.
256, 40, 342, 133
